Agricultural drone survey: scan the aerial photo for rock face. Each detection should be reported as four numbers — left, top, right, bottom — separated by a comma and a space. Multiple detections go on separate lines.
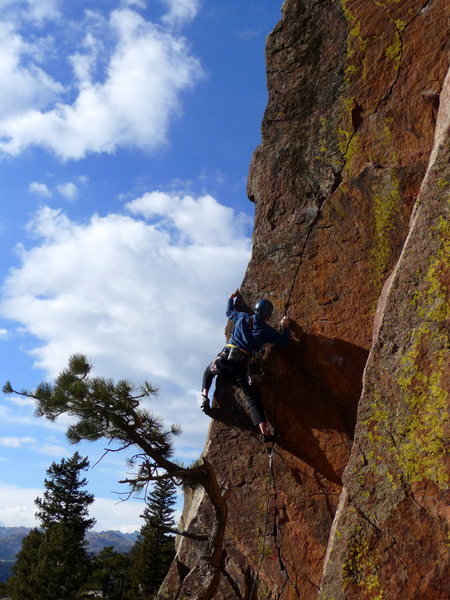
157, 1, 449, 598
320, 66, 450, 600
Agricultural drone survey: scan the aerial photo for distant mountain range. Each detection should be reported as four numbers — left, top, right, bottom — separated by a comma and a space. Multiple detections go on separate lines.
0, 526, 139, 582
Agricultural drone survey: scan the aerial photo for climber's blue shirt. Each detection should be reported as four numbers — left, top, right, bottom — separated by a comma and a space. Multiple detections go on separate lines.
226, 298, 290, 354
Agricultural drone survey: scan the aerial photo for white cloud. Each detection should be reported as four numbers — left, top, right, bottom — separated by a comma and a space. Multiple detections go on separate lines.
121, 0, 146, 9
0, 7, 203, 160
30, 179, 86, 201
29, 181, 51, 197
0, 483, 143, 531
91, 496, 144, 532
160, 0, 200, 28
0, 436, 36, 448
23, 0, 61, 24
57, 181, 78, 201
0, 21, 64, 120
0, 0, 61, 25
0, 484, 41, 527
126, 191, 251, 246
34, 442, 69, 456
0, 192, 251, 452
0, 327, 8, 338
0, 400, 73, 432
7, 394, 36, 407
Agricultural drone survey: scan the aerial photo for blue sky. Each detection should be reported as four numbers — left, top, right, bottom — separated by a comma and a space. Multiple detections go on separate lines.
0, 0, 282, 532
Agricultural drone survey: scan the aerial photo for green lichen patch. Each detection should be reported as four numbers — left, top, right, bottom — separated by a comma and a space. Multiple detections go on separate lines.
337, 97, 357, 157
412, 213, 450, 322
356, 391, 400, 493
352, 202, 449, 498
373, 0, 402, 8
395, 19, 406, 32
369, 167, 401, 288
341, 0, 368, 81
394, 207, 450, 489
343, 525, 385, 599
396, 341, 448, 488
362, 395, 392, 445
385, 32, 402, 70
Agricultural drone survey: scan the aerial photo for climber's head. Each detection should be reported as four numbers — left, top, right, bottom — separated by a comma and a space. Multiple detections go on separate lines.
254, 299, 273, 320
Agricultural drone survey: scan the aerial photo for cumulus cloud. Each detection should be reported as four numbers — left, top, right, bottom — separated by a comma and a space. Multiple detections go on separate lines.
126, 191, 251, 246
161, 0, 200, 28
91, 496, 145, 533
6, 394, 35, 407
0, 484, 42, 527
29, 179, 86, 199
121, 0, 146, 8
0, 430, 67, 455
57, 181, 78, 201
35, 442, 69, 456
0, 483, 144, 531
0, 192, 251, 451
0, 436, 36, 448
22, 0, 61, 24
0, 398, 73, 432
29, 181, 51, 197
0, 21, 64, 120
0, 0, 61, 25
0, 6, 203, 160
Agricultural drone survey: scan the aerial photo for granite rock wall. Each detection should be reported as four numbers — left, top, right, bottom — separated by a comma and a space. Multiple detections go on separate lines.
157, 1, 449, 598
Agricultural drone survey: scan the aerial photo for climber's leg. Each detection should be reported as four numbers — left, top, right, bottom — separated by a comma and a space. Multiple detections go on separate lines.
235, 374, 267, 431
201, 363, 216, 413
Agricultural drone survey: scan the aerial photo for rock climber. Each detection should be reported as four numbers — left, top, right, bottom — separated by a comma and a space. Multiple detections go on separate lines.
201, 289, 290, 440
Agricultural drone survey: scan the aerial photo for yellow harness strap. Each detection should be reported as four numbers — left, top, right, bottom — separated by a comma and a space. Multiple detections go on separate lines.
227, 343, 250, 356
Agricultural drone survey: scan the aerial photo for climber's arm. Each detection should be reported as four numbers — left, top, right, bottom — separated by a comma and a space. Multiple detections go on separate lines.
226, 289, 240, 321
268, 318, 291, 346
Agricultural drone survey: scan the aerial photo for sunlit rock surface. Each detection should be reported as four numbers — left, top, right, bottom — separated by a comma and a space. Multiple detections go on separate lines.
157, 1, 449, 598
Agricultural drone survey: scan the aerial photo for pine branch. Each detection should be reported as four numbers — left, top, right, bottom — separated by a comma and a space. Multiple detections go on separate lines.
119, 463, 206, 486
141, 517, 208, 542
4, 354, 230, 600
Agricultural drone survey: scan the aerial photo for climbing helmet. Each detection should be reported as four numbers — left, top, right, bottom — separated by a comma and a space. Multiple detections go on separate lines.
254, 299, 273, 318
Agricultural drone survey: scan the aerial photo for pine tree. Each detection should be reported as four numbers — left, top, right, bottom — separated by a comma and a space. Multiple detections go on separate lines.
35, 452, 95, 536
4, 355, 229, 600
128, 479, 177, 599
86, 546, 130, 600
7, 452, 95, 600
7, 528, 44, 600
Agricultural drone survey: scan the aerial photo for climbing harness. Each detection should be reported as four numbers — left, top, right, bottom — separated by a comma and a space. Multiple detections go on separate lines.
226, 343, 250, 362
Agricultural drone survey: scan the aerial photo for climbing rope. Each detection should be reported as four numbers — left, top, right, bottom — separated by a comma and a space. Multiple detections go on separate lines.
282, 196, 325, 316
270, 359, 280, 442
248, 445, 276, 599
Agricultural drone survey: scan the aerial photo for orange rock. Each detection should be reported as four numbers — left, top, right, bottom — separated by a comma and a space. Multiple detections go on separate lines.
157, 1, 449, 598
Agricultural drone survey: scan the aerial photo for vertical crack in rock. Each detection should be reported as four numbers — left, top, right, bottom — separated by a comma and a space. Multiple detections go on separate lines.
283, 194, 326, 314
371, 23, 404, 113
370, 0, 435, 114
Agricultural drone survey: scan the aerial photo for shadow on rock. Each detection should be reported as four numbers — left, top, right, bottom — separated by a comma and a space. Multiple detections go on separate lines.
208, 321, 369, 485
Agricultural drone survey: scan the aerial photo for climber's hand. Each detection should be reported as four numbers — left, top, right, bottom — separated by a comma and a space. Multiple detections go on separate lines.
229, 289, 239, 299
280, 316, 290, 328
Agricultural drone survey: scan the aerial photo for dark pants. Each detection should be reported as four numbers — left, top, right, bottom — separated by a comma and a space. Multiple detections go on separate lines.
202, 348, 266, 426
